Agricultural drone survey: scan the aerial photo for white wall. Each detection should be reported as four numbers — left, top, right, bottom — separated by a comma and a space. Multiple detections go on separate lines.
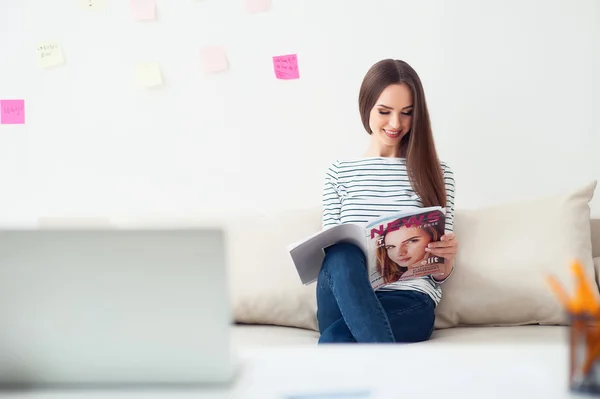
0, 0, 599, 226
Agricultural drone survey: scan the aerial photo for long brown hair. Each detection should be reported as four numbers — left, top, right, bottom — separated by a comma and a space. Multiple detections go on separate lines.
375, 224, 441, 284
358, 59, 446, 208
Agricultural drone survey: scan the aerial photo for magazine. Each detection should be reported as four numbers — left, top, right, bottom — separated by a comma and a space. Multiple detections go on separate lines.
287, 206, 447, 290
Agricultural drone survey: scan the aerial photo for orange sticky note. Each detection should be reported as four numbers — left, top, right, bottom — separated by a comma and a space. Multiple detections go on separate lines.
273, 54, 300, 80
246, 0, 270, 13
201, 46, 229, 74
131, 0, 156, 20
1, 100, 25, 125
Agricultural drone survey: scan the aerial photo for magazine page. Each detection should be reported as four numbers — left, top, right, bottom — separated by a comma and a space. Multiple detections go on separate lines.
363, 206, 446, 289
288, 223, 367, 285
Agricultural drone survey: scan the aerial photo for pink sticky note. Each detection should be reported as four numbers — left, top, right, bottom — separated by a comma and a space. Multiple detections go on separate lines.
131, 0, 156, 21
273, 54, 300, 80
201, 46, 229, 74
1, 100, 25, 125
246, 0, 271, 13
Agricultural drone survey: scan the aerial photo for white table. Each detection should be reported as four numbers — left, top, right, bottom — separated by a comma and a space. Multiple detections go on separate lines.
0, 342, 591, 399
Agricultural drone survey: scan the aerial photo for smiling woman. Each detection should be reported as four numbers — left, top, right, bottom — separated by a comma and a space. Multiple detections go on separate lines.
368, 84, 414, 146
316, 59, 459, 345
358, 59, 446, 208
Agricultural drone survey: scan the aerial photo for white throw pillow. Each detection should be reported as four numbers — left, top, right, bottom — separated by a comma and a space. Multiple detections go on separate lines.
225, 207, 321, 331
434, 181, 598, 328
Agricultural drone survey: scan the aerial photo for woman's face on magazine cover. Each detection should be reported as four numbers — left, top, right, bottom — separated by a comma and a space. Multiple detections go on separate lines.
369, 83, 413, 153
383, 226, 431, 268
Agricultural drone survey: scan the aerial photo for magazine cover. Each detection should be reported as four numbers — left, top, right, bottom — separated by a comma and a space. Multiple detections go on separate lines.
365, 207, 446, 289
287, 206, 447, 289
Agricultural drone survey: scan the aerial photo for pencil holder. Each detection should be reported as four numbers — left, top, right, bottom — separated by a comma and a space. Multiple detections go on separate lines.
569, 312, 600, 394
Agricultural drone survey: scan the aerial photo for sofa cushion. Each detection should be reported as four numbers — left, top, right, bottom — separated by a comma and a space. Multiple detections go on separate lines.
434, 180, 597, 328
225, 207, 321, 331
226, 181, 597, 332
230, 324, 567, 350
429, 325, 567, 345
232, 324, 320, 350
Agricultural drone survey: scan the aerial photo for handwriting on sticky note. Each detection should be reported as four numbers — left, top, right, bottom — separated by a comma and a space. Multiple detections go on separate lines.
82, 0, 107, 11
37, 42, 65, 68
246, 0, 271, 13
273, 54, 300, 80
131, 0, 156, 20
201, 46, 229, 74
134, 63, 163, 88
1, 100, 25, 125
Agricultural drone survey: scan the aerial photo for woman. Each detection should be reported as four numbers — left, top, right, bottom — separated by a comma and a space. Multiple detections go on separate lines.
317, 59, 459, 344
376, 221, 442, 284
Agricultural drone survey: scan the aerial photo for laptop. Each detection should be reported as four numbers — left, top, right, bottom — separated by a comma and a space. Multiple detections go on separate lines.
0, 227, 236, 388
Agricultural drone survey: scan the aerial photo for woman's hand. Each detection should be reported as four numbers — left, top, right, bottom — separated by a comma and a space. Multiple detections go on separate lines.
425, 232, 459, 280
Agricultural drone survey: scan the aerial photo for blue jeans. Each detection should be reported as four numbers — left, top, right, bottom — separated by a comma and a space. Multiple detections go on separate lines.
316, 243, 436, 344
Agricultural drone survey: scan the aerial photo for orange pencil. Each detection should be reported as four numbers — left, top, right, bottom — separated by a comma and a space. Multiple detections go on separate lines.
566, 260, 600, 375
570, 260, 600, 316
546, 260, 600, 378
583, 338, 600, 374
546, 275, 574, 312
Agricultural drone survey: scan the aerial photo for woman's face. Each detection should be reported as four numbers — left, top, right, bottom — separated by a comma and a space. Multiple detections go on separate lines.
368, 83, 413, 154
383, 226, 431, 268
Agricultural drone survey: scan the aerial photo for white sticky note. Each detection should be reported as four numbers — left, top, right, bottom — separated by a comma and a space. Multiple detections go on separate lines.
81, 0, 108, 11
37, 42, 66, 68
200, 46, 229, 74
134, 63, 163, 88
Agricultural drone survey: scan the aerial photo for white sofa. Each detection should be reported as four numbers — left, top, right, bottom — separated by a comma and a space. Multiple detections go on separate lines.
227, 181, 600, 350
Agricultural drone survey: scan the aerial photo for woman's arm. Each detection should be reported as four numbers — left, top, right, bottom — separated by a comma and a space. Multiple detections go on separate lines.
442, 162, 455, 234
430, 162, 457, 283
430, 233, 457, 282
321, 161, 342, 229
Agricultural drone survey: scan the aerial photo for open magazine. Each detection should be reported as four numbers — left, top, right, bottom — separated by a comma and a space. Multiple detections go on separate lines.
287, 206, 446, 290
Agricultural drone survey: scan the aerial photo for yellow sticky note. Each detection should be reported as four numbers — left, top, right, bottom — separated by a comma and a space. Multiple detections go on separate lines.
37, 42, 65, 68
200, 46, 229, 74
134, 63, 163, 88
81, 0, 108, 11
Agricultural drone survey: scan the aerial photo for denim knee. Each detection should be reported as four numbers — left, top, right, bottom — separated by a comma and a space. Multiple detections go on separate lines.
322, 243, 366, 272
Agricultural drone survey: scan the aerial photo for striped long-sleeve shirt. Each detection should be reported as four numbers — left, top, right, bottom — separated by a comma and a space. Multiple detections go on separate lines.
321, 156, 456, 305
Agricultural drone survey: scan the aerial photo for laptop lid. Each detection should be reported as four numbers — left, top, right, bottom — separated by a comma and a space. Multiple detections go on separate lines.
0, 227, 235, 387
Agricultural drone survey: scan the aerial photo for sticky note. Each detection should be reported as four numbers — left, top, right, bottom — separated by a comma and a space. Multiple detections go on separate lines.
37, 42, 65, 68
1, 100, 25, 125
134, 63, 163, 88
246, 0, 271, 13
273, 54, 300, 80
201, 46, 229, 74
82, 0, 107, 11
131, 0, 156, 21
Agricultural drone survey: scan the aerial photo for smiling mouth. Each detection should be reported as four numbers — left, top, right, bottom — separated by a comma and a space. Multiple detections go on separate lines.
398, 257, 411, 263
384, 129, 401, 138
